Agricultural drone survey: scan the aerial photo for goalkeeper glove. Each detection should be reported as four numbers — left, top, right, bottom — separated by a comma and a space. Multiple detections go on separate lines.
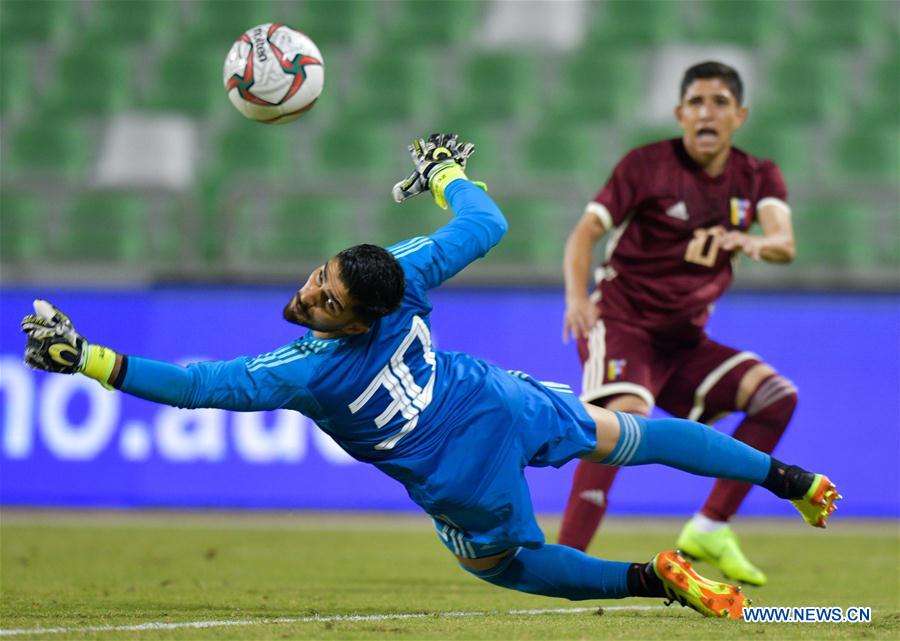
392, 133, 479, 208
21, 299, 118, 389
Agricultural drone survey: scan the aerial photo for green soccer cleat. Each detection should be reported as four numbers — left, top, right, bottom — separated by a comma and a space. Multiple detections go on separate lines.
652, 550, 750, 619
676, 520, 767, 586
792, 473, 841, 528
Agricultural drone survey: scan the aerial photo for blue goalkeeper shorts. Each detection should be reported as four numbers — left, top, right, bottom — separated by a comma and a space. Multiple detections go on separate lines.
410, 372, 597, 559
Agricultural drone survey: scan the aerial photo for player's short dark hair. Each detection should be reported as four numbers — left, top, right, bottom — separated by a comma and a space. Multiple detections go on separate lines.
680, 61, 744, 105
336, 244, 405, 325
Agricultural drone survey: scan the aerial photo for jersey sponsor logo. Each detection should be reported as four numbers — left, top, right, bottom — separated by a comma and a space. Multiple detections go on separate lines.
730, 197, 751, 227
606, 358, 626, 381
665, 201, 689, 221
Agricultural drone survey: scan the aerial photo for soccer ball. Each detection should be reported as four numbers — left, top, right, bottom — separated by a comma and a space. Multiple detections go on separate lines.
223, 23, 324, 124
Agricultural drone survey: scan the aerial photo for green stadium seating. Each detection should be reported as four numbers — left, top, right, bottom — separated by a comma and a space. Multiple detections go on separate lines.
55, 193, 146, 262
0, 43, 32, 115
861, 54, 900, 126
293, 0, 380, 48
551, 51, 644, 123
84, 0, 177, 44
314, 126, 395, 179
381, 0, 482, 49
449, 52, 542, 123
0, 0, 75, 44
144, 44, 224, 116
521, 125, 603, 183
589, 0, 684, 47
235, 195, 354, 262
486, 197, 564, 265
0, 192, 43, 263
793, 0, 887, 49
373, 198, 450, 249
184, 0, 275, 44
737, 124, 814, 184
342, 52, 437, 123
833, 126, 900, 181
6, 120, 91, 179
791, 200, 878, 268
43, 45, 133, 115
692, 0, 783, 46
755, 55, 846, 124
624, 125, 682, 150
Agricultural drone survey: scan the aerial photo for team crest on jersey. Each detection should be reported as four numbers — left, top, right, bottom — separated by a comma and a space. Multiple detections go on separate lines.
606, 358, 626, 381
730, 197, 752, 227
665, 201, 689, 221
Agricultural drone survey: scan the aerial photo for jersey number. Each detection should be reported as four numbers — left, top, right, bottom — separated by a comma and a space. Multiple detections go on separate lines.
684, 227, 723, 267
348, 316, 436, 451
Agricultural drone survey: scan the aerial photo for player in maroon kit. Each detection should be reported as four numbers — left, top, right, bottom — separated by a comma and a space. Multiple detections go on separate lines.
559, 62, 798, 586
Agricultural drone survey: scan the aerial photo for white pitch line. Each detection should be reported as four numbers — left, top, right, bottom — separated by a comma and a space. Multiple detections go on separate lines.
0, 605, 666, 637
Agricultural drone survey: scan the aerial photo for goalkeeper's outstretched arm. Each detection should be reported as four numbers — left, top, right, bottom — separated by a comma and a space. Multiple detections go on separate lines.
22, 300, 303, 412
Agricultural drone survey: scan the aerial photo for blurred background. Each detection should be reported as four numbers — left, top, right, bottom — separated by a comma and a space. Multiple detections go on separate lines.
0, 0, 898, 517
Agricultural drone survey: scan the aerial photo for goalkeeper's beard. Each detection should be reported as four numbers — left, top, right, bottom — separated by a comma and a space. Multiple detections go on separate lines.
282, 297, 328, 333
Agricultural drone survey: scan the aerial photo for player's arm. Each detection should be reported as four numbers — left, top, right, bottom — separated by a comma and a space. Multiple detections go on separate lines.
392, 134, 508, 289
562, 207, 608, 342
722, 163, 795, 263
21, 300, 303, 412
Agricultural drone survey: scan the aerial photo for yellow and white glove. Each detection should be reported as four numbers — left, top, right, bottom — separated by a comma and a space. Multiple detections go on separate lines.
392, 133, 481, 209
21, 299, 118, 389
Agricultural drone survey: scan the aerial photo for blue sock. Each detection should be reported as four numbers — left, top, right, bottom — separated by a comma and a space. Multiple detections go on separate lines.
461, 544, 631, 600
603, 412, 770, 484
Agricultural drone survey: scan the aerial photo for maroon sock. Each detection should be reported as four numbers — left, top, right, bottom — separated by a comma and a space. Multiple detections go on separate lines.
701, 376, 797, 522
557, 460, 620, 551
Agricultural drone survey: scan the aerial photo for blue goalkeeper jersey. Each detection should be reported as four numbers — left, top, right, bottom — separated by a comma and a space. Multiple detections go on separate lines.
121, 180, 596, 504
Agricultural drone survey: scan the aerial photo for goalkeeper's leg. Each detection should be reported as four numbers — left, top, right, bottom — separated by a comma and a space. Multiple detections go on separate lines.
584, 405, 840, 527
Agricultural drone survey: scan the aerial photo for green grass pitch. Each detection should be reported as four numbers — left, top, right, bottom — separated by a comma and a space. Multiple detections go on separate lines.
1, 511, 897, 640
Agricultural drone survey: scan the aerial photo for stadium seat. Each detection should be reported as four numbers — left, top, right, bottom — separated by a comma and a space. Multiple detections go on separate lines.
589, 0, 684, 47
791, 201, 877, 268
485, 197, 564, 266
0, 0, 75, 44
624, 125, 682, 151
833, 126, 900, 182
792, 0, 887, 49
380, 0, 482, 49
292, 0, 380, 48
235, 195, 354, 262
373, 199, 450, 249
43, 45, 133, 115
184, 0, 275, 44
0, 192, 43, 263
144, 44, 224, 116
449, 52, 542, 123
84, 0, 177, 44
755, 55, 846, 124
521, 125, 603, 183
342, 52, 437, 123
56, 193, 146, 262
0, 43, 32, 116
6, 120, 92, 179
314, 126, 395, 179
692, 0, 783, 46
551, 51, 644, 123
737, 124, 814, 184
860, 53, 900, 126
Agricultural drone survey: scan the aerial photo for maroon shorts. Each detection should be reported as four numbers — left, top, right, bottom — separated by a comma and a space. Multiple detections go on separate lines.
577, 317, 763, 423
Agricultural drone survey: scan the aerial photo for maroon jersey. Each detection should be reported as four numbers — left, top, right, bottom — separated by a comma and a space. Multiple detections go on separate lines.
590, 138, 788, 341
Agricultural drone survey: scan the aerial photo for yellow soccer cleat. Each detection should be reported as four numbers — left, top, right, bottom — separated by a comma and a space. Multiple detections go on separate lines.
676, 521, 767, 586
792, 473, 841, 528
652, 550, 750, 619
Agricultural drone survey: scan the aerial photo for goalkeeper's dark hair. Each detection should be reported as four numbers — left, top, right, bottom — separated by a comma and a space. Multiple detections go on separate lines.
680, 61, 744, 105
336, 244, 405, 325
